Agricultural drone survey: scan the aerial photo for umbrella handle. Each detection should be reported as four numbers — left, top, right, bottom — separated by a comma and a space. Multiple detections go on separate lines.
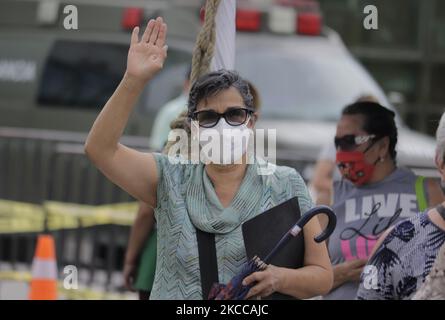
263, 205, 336, 264
295, 205, 337, 243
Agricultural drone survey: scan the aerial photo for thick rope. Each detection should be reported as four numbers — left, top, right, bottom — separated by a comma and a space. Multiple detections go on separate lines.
164, 0, 236, 156
190, 0, 222, 85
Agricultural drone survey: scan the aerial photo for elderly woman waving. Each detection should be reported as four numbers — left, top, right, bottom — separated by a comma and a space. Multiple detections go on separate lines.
85, 17, 333, 300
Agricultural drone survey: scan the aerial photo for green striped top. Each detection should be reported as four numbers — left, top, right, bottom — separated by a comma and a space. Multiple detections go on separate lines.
150, 153, 313, 299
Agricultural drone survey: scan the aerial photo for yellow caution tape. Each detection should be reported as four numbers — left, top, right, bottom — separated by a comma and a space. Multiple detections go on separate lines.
45, 201, 138, 228
0, 199, 139, 234
0, 270, 32, 282
0, 199, 45, 233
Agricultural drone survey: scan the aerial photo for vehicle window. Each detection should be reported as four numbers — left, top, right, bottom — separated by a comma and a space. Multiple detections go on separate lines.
37, 40, 191, 112
37, 40, 127, 109
236, 49, 389, 121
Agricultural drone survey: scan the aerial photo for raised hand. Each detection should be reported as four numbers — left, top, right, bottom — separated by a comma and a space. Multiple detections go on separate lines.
126, 17, 168, 84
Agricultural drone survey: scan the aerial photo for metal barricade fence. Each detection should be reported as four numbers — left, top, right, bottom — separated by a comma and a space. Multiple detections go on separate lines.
0, 127, 151, 297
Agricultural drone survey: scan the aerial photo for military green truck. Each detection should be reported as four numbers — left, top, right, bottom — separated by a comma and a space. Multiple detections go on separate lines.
0, 0, 201, 137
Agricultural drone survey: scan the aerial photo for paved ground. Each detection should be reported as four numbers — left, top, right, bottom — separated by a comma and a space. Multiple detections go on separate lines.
0, 281, 28, 300
0, 263, 138, 300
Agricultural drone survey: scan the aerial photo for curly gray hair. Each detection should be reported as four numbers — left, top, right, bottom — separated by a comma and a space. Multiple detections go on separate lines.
187, 69, 254, 116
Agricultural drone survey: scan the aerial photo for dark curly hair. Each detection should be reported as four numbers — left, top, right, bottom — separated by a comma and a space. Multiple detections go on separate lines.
342, 101, 398, 160
187, 69, 254, 116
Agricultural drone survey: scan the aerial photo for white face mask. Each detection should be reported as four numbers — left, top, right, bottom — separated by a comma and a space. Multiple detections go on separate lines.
198, 117, 251, 165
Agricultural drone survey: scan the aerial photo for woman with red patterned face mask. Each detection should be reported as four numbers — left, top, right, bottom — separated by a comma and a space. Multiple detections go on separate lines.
323, 101, 444, 300
334, 107, 393, 186
335, 135, 384, 186
334, 100, 404, 186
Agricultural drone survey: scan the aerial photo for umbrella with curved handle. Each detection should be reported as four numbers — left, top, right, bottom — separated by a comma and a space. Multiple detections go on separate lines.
208, 205, 337, 300
263, 205, 337, 264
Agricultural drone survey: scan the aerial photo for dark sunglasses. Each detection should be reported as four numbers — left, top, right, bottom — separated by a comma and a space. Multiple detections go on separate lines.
190, 107, 254, 128
334, 134, 376, 151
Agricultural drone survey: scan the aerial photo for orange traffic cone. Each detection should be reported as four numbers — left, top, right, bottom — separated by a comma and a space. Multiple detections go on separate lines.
28, 234, 58, 300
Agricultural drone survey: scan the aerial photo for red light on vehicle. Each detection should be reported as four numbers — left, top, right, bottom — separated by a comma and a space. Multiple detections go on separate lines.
122, 8, 143, 30
236, 9, 261, 32
297, 12, 321, 35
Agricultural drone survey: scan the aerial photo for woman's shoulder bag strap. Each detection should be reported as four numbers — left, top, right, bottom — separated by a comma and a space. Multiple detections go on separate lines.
196, 228, 219, 299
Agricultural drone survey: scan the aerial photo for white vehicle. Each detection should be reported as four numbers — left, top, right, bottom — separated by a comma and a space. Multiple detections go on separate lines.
231, 3, 437, 179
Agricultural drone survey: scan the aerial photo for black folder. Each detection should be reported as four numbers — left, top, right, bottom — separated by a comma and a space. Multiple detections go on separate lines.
241, 196, 305, 300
